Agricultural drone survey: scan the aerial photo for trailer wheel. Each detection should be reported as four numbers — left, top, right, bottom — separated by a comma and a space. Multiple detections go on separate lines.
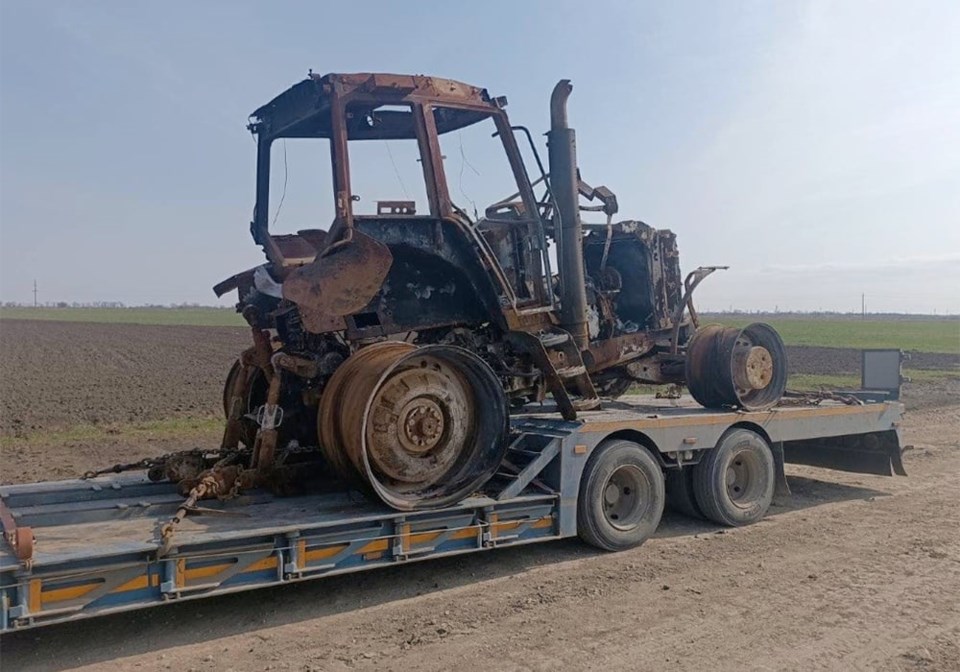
577, 440, 665, 551
693, 429, 774, 526
665, 468, 704, 520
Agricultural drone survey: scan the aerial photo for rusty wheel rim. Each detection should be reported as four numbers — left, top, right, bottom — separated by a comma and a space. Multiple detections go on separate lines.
685, 322, 786, 411
366, 356, 475, 485
318, 341, 416, 480
731, 336, 774, 395
319, 343, 508, 510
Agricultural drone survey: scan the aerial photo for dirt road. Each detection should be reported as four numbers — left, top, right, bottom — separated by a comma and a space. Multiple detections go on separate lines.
4, 405, 958, 672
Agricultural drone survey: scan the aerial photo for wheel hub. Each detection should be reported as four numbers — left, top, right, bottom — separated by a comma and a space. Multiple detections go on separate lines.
604, 482, 621, 506
602, 465, 648, 530
399, 398, 445, 453
732, 342, 773, 391
366, 358, 472, 485
725, 449, 763, 506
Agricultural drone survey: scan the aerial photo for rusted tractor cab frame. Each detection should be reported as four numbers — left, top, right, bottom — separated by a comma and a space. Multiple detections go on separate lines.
210, 72, 788, 511
249, 74, 550, 327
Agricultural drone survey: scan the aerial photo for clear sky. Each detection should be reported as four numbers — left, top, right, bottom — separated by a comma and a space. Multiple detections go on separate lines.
1, 1, 958, 313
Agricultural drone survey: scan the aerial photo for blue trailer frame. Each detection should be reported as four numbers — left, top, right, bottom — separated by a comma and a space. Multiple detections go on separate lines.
0, 397, 905, 632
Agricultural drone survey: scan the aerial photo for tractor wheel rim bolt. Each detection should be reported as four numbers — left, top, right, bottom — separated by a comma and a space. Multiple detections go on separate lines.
399, 399, 445, 453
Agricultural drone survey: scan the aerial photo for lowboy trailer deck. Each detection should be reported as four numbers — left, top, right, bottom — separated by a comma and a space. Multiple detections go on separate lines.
0, 396, 905, 632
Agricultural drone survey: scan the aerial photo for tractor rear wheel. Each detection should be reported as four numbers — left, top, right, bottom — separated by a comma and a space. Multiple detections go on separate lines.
318, 343, 509, 510
685, 322, 788, 411
221, 360, 269, 447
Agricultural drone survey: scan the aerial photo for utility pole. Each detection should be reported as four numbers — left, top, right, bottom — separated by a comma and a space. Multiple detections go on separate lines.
861, 293, 865, 319
33, 280, 38, 308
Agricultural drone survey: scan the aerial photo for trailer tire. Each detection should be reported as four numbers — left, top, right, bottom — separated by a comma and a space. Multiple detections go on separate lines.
693, 428, 774, 527
577, 440, 665, 551
666, 468, 704, 520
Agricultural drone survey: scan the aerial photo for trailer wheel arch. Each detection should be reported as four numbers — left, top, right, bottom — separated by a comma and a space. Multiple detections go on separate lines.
595, 429, 665, 466
728, 421, 772, 446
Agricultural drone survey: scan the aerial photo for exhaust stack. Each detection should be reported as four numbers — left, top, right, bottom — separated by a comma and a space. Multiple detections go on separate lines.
548, 80, 590, 350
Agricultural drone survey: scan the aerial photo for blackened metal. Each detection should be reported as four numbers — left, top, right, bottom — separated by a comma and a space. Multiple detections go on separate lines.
669, 266, 727, 354
782, 430, 907, 477
547, 80, 590, 351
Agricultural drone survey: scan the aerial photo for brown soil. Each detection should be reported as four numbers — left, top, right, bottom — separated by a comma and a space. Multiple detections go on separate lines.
785, 345, 959, 375
2, 406, 958, 672
0, 320, 249, 437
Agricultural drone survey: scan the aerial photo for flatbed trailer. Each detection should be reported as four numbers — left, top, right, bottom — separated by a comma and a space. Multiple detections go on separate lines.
0, 396, 906, 632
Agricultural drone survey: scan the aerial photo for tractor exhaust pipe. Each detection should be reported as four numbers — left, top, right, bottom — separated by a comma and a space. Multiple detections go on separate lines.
548, 80, 590, 350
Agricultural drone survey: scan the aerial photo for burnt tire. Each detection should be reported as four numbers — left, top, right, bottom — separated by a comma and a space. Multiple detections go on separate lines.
692, 428, 774, 527
221, 360, 269, 448
577, 440, 665, 551
665, 468, 704, 520
685, 323, 787, 411
595, 376, 634, 399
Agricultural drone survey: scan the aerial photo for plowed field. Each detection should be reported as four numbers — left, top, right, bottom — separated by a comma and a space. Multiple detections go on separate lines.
0, 320, 248, 436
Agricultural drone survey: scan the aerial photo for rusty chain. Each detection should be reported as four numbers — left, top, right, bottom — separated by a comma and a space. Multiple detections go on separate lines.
81, 436, 322, 556
81, 457, 161, 480
159, 474, 220, 556
780, 390, 864, 406
157, 451, 250, 555
81, 448, 208, 480
80, 448, 245, 481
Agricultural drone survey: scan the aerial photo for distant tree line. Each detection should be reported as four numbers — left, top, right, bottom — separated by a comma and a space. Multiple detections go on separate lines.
1, 301, 234, 309
701, 309, 959, 320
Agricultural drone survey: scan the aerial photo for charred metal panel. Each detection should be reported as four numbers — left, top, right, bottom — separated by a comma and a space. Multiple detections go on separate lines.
583, 222, 683, 334
340, 217, 508, 337
584, 229, 656, 329
583, 332, 656, 371
476, 220, 531, 300
655, 230, 683, 329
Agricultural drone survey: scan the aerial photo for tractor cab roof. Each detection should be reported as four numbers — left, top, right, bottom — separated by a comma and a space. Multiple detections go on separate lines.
250, 72, 504, 141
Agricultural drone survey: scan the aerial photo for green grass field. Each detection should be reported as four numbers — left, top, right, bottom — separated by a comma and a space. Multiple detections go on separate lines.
0, 306, 244, 327
3, 307, 958, 354
704, 316, 959, 354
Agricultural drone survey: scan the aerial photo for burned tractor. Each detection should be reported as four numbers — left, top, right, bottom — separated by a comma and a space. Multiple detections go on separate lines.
207, 73, 787, 511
